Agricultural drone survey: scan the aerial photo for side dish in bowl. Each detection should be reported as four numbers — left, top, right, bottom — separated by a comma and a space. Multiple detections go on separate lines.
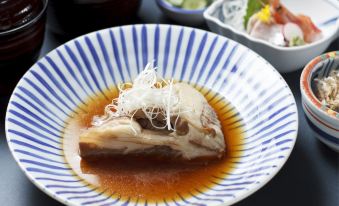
301, 51, 339, 152
204, 0, 339, 72
156, 0, 214, 25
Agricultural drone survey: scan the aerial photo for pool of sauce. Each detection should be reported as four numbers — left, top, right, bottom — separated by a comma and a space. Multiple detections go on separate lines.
63, 84, 244, 202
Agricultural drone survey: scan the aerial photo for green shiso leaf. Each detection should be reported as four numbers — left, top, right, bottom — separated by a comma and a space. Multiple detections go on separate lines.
243, 0, 268, 29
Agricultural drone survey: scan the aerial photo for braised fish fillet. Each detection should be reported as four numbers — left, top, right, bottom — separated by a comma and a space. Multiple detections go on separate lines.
79, 82, 225, 161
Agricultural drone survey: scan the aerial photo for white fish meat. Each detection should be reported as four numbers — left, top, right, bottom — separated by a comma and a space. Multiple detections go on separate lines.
79, 83, 225, 161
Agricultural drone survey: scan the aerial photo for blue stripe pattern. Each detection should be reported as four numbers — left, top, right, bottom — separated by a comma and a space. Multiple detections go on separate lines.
6, 24, 298, 206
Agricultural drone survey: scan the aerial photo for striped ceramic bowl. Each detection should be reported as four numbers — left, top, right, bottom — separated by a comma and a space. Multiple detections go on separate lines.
6, 24, 298, 206
300, 51, 339, 152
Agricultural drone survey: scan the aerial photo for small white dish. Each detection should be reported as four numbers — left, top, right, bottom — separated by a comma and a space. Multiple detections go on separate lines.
204, 0, 339, 73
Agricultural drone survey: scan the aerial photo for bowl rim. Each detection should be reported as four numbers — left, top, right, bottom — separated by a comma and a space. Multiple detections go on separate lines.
203, 0, 339, 51
5, 24, 298, 206
0, 0, 48, 36
156, 0, 206, 14
300, 51, 339, 121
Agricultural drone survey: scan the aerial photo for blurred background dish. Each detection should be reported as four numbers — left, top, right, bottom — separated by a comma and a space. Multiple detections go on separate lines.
204, 0, 339, 73
0, 0, 48, 94
48, 0, 142, 38
156, 0, 213, 26
300, 51, 339, 152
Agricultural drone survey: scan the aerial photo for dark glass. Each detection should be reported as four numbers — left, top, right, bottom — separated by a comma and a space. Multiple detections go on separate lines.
0, 0, 47, 95
48, 0, 142, 39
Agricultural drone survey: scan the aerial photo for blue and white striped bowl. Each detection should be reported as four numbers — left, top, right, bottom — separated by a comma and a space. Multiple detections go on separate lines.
6, 24, 298, 206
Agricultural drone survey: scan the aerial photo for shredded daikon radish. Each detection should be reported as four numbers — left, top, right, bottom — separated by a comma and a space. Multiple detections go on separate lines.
222, 0, 247, 31
92, 63, 181, 131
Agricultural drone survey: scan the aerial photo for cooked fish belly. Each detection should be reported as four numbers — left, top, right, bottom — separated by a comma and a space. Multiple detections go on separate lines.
79, 83, 225, 160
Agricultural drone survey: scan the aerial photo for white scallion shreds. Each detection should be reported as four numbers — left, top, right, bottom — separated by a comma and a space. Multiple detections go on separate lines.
92, 63, 181, 131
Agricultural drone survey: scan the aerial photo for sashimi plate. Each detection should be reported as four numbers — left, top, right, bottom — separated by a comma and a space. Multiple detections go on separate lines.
205, 0, 339, 72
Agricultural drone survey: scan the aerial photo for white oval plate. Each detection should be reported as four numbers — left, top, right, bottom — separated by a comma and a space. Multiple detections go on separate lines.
204, 0, 339, 72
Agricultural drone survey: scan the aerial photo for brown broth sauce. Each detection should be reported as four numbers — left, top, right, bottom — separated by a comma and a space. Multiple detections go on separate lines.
63, 85, 244, 202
